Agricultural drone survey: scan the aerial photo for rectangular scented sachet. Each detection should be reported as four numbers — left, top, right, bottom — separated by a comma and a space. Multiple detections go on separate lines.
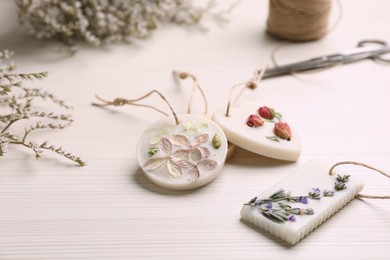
240, 160, 364, 245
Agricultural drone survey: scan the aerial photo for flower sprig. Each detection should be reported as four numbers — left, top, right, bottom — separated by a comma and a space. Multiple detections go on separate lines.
16, 0, 238, 48
0, 50, 85, 166
246, 105, 292, 141
144, 133, 218, 182
245, 189, 312, 224
244, 174, 351, 224
335, 174, 350, 191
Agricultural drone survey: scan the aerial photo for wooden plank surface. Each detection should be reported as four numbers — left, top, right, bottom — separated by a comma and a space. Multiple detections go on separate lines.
1, 1, 390, 259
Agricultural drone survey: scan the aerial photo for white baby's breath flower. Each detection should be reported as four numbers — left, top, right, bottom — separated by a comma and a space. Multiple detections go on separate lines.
15, 0, 236, 48
0, 50, 85, 166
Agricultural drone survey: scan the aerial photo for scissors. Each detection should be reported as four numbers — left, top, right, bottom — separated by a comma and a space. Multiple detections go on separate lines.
261, 40, 390, 79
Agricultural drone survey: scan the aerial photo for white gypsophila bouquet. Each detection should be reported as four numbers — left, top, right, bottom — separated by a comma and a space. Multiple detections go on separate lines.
15, 0, 236, 47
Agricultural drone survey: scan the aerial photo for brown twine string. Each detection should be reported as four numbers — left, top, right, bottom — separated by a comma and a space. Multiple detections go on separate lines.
225, 65, 268, 117
267, 0, 332, 42
92, 90, 179, 125
93, 95, 169, 116
173, 71, 208, 115
269, 0, 343, 78
329, 161, 390, 199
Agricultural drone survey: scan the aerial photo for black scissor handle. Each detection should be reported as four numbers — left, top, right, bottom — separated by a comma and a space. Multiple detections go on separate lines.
357, 39, 390, 63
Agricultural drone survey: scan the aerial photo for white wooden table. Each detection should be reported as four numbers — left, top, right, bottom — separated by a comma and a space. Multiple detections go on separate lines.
1, 1, 390, 259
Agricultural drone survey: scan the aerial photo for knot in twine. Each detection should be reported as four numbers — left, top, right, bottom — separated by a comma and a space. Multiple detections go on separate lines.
267, 0, 332, 42
112, 98, 128, 106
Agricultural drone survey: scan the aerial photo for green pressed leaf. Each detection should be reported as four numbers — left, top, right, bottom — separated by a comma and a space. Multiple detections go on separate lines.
212, 133, 221, 149
148, 147, 158, 156
266, 136, 281, 142
275, 112, 283, 122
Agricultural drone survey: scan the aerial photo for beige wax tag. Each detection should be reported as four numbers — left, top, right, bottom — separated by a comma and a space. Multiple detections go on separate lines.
137, 114, 228, 190
241, 160, 364, 245
212, 103, 301, 162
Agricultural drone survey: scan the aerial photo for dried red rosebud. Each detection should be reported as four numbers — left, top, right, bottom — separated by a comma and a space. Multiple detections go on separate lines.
258, 106, 275, 120
246, 114, 264, 127
274, 122, 292, 141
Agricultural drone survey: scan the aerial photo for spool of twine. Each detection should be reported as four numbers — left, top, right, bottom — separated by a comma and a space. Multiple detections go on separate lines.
267, 0, 332, 42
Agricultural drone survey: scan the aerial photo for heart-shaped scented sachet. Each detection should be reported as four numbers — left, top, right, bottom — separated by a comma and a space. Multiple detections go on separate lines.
137, 114, 228, 190
212, 103, 301, 161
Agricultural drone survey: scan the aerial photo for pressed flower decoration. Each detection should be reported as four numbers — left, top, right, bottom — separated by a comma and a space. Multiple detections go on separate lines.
212, 65, 302, 161
170, 134, 211, 158
144, 137, 183, 179
241, 160, 390, 245
93, 75, 228, 190
143, 134, 218, 182
246, 105, 292, 142
244, 174, 349, 224
177, 148, 217, 182
138, 115, 226, 189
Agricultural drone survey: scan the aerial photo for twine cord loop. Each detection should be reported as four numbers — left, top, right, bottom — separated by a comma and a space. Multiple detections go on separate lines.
173, 70, 208, 115
92, 90, 179, 125
225, 65, 268, 117
329, 161, 390, 199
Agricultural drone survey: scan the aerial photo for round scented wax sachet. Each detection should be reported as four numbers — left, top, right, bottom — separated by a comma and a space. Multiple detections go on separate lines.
137, 114, 228, 190
212, 104, 301, 162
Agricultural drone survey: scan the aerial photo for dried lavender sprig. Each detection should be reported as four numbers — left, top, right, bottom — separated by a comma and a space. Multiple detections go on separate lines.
308, 188, 321, 200
261, 208, 291, 224
323, 190, 335, 197
336, 174, 350, 183
335, 182, 347, 191
260, 203, 314, 224
278, 203, 314, 216
245, 189, 309, 206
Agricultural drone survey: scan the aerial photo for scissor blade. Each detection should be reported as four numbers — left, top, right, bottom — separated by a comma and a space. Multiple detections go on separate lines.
340, 45, 390, 63
263, 44, 390, 79
263, 57, 334, 79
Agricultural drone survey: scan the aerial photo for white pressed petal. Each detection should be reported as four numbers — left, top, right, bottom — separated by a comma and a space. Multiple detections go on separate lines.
170, 135, 190, 146
167, 159, 182, 179
192, 134, 208, 145
197, 159, 217, 171
158, 138, 172, 155
143, 157, 167, 171
187, 167, 200, 182
172, 149, 189, 160
176, 159, 194, 168
188, 148, 202, 163
197, 146, 210, 158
